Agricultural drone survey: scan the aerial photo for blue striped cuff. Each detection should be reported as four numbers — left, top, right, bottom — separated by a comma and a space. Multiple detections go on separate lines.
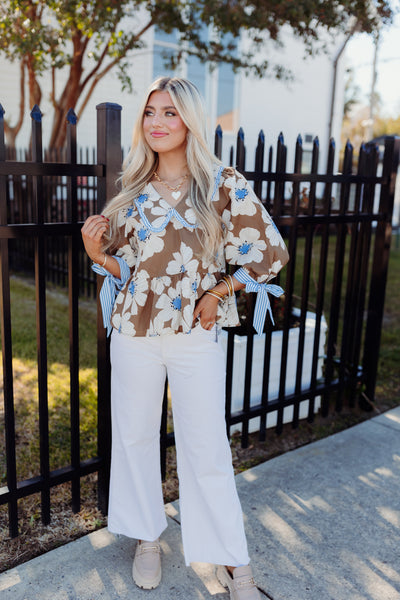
92, 256, 130, 336
233, 267, 284, 335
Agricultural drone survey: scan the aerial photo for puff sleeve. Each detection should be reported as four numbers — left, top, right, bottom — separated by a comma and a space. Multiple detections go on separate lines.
92, 208, 138, 335
221, 169, 289, 333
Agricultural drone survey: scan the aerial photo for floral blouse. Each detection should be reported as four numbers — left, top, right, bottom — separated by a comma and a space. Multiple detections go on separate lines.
93, 166, 289, 337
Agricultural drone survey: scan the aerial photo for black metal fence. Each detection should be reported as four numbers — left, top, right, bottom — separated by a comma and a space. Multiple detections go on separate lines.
0, 102, 122, 537
6, 143, 98, 297
1, 101, 399, 538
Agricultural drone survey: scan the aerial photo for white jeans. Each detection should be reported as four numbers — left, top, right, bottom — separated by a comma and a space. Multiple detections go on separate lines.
108, 325, 250, 567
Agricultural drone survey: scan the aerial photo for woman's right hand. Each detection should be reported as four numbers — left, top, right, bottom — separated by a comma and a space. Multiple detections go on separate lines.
81, 215, 110, 264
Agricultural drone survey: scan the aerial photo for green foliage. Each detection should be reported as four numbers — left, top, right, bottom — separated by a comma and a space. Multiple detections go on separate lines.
0, 0, 393, 147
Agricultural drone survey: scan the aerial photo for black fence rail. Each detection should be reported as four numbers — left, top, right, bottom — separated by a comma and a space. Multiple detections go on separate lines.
0, 101, 399, 539
6, 137, 98, 298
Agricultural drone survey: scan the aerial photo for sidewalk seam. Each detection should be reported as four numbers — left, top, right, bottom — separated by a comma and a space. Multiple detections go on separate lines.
372, 419, 400, 433
258, 586, 274, 599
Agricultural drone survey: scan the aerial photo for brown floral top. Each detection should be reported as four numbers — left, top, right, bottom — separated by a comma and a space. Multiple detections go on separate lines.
94, 166, 289, 337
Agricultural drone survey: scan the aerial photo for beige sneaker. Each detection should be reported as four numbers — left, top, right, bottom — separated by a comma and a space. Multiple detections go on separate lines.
132, 539, 162, 589
216, 565, 261, 600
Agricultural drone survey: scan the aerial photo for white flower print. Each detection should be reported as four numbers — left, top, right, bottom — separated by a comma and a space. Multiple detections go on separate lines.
155, 286, 184, 329
151, 275, 171, 295
137, 229, 166, 262
149, 204, 176, 230
147, 314, 173, 337
166, 242, 199, 277
120, 270, 149, 316
224, 175, 257, 216
201, 272, 217, 291
111, 312, 136, 336
181, 273, 201, 299
183, 207, 197, 226
270, 259, 283, 275
226, 227, 267, 265
116, 243, 137, 268
265, 222, 287, 249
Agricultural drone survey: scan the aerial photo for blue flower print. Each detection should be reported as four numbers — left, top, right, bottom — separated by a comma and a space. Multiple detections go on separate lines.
126, 206, 135, 218
235, 188, 248, 201
137, 193, 148, 204
171, 295, 182, 311
138, 227, 150, 242
191, 281, 198, 293
128, 281, 136, 296
239, 242, 253, 255
180, 264, 186, 273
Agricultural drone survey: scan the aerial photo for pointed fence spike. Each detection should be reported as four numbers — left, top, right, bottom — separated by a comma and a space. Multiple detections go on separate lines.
215, 124, 222, 137
237, 127, 244, 140
329, 137, 336, 149
67, 108, 77, 125
278, 131, 284, 143
0, 104, 5, 118
30, 105, 42, 123
313, 136, 320, 148
258, 130, 265, 143
296, 133, 303, 145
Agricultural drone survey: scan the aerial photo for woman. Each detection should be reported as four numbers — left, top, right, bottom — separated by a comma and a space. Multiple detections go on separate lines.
82, 76, 289, 599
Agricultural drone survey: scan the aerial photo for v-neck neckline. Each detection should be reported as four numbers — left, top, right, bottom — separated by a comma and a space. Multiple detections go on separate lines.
146, 182, 189, 211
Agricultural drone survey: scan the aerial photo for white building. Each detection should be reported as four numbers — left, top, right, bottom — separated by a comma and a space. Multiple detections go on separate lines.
0, 17, 348, 173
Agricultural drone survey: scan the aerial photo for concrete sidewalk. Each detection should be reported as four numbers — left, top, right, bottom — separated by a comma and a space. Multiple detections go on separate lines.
1, 407, 400, 600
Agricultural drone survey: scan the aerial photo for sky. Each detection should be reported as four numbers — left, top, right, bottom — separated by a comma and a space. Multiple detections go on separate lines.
345, 10, 400, 117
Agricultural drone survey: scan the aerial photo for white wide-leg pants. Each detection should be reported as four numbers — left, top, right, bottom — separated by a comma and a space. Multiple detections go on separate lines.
108, 325, 250, 567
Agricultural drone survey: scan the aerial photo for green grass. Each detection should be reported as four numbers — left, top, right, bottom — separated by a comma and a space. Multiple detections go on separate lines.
375, 240, 400, 406
0, 276, 98, 482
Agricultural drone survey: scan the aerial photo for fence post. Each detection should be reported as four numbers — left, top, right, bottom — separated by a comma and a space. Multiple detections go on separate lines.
214, 124, 223, 160
66, 108, 81, 513
0, 106, 19, 537
30, 105, 52, 526
362, 136, 400, 407
96, 103, 122, 514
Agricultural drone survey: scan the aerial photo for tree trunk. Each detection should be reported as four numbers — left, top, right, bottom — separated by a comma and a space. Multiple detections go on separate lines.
4, 61, 26, 149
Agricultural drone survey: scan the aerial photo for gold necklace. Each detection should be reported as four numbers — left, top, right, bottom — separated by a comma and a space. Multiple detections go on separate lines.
153, 171, 188, 201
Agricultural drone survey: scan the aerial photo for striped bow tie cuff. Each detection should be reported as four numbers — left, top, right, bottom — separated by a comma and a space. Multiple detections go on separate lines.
233, 267, 285, 335
92, 256, 131, 336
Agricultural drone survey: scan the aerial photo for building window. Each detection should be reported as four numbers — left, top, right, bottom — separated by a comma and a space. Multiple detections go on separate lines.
153, 27, 180, 79
152, 27, 237, 133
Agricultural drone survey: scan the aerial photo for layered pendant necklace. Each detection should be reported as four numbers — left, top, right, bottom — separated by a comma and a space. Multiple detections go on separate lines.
153, 171, 188, 202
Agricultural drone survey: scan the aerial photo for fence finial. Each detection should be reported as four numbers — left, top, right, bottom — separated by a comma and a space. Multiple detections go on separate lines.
296, 134, 303, 145
345, 140, 353, 150
67, 108, 78, 125
0, 104, 5, 119
30, 105, 42, 123
313, 136, 320, 148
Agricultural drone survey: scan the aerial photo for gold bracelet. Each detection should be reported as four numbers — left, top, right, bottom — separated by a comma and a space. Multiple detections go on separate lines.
219, 279, 231, 296
205, 290, 225, 302
227, 274, 235, 294
221, 275, 234, 296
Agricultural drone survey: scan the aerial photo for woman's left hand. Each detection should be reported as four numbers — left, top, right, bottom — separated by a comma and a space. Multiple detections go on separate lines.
192, 293, 219, 330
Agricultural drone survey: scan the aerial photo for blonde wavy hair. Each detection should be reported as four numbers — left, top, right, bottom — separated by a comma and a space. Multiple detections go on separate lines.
102, 76, 223, 260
